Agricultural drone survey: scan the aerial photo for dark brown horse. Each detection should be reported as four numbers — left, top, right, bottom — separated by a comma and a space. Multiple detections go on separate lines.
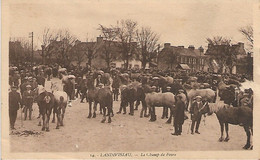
200, 102, 253, 149
97, 87, 113, 123
36, 91, 55, 131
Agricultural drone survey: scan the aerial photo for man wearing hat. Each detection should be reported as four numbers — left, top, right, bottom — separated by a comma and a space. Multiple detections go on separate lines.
22, 85, 34, 120
172, 94, 185, 135
190, 95, 203, 134
9, 86, 22, 129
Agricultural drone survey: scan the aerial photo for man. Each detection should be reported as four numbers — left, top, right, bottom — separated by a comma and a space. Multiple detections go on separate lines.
172, 95, 185, 135
190, 96, 203, 134
9, 86, 22, 130
22, 85, 34, 120
112, 75, 120, 101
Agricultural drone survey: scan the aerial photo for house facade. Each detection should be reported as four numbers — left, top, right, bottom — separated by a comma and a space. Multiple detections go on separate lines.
158, 43, 208, 73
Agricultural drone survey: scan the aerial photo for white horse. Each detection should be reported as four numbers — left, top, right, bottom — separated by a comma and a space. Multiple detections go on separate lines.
51, 82, 70, 129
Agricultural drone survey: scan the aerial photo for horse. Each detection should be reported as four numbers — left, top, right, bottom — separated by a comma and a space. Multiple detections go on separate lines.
187, 88, 216, 109
50, 82, 68, 129
97, 87, 113, 123
35, 90, 55, 132
145, 92, 175, 122
200, 102, 253, 149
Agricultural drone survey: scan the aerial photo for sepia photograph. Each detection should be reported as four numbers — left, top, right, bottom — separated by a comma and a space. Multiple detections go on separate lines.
2, 0, 260, 159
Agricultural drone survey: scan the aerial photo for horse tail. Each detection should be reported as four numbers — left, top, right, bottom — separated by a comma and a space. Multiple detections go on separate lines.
60, 96, 65, 103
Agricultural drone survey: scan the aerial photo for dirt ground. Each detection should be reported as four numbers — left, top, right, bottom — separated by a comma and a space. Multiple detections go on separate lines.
10, 78, 250, 152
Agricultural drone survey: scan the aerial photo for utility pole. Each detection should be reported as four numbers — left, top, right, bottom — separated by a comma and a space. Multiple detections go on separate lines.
29, 32, 33, 64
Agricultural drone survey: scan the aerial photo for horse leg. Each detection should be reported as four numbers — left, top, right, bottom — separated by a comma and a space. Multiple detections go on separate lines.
99, 103, 102, 114
87, 101, 92, 118
243, 125, 251, 149
161, 107, 165, 119
101, 105, 106, 123
135, 100, 140, 110
56, 111, 60, 129
165, 107, 169, 118
93, 102, 97, 118
38, 114, 42, 126
218, 122, 224, 142
41, 114, 46, 131
46, 110, 51, 132
61, 107, 65, 126
224, 123, 230, 142
52, 109, 55, 123
153, 106, 157, 121
108, 107, 112, 123
166, 107, 173, 124
129, 102, 134, 116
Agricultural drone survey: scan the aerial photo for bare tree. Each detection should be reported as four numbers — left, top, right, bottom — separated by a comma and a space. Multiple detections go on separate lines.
113, 19, 138, 70
38, 27, 59, 64
136, 27, 160, 69
206, 36, 234, 73
56, 29, 77, 66
239, 25, 253, 52
98, 24, 118, 69
83, 38, 101, 67
71, 40, 86, 67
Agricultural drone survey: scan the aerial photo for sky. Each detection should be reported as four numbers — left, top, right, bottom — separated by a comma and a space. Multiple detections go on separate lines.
9, 0, 253, 50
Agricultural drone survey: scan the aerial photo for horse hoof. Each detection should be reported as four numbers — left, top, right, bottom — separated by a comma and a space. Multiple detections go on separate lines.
117, 112, 121, 114
38, 122, 41, 126
218, 137, 224, 142
101, 119, 105, 123
41, 127, 45, 131
87, 114, 92, 118
161, 116, 164, 119
56, 126, 59, 129
250, 145, 253, 150
224, 137, 230, 142
92, 113, 96, 118
144, 115, 149, 117
108, 119, 111, 123
166, 121, 171, 124
46, 128, 50, 132
140, 115, 143, 118
243, 144, 250, 149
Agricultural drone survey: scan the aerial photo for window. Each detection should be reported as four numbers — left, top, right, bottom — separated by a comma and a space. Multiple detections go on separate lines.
193, 58, 196, 64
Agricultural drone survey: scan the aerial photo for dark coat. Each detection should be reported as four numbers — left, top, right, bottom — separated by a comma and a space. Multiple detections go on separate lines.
9, 91, 22, 111
190, 101, 203, 121
174, 100, 185, 125
22, 90, 34, 106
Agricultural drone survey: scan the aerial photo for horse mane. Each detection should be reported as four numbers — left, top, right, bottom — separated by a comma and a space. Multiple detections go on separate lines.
208, 101, 230, 113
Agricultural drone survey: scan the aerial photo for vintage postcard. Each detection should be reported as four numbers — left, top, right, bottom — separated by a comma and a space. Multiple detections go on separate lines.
2, 0, 260, 159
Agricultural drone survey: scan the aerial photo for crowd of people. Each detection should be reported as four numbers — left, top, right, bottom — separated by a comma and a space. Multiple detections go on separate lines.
9, 62, 253, 135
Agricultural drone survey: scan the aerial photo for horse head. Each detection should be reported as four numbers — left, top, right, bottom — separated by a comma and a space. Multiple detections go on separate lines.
199, 101, 212, 115
43, 93, 52, 104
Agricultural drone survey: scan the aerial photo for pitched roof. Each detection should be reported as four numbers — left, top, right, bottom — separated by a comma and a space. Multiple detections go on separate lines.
161, 46, 206, 57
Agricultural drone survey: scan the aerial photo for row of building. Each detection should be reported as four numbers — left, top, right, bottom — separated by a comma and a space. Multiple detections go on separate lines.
10, 36, 253, 75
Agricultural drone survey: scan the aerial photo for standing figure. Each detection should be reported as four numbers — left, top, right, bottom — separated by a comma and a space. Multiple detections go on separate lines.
190, 96, 203, 134
22, 85, 34, 120
112, 75, 120, 101
9, 86, 22, 130
172, 95, 185, 135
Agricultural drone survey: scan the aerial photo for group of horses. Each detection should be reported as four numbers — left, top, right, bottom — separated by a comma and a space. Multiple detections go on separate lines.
32, 70, 253, 150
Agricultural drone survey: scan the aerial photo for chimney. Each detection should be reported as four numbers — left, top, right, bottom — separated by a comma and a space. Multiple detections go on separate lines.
164, 43, 171, 48
238, 42, 244, 49
97, 36, 103, 43
188, 45, 195, 50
